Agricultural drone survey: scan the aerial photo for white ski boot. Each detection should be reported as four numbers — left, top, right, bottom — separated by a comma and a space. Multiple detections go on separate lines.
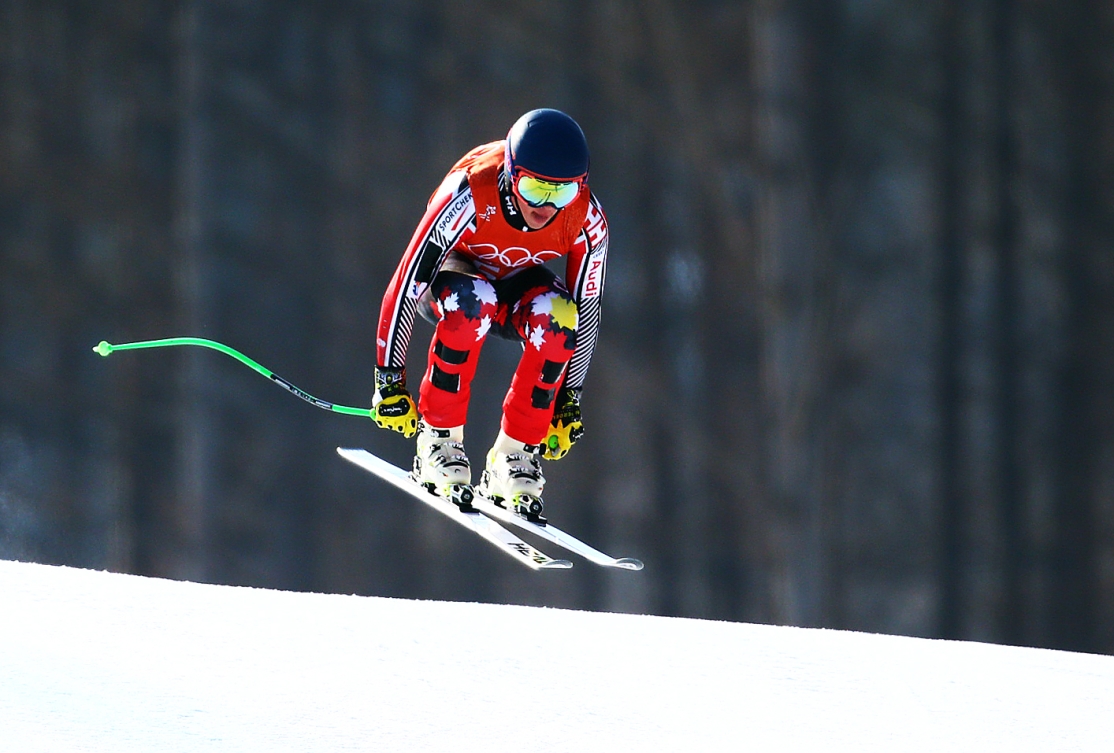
479, 429, 546, 522
413, 421, 474, 509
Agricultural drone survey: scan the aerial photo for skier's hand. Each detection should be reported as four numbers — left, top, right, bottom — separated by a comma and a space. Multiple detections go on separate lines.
543, 387, 583, 460
372, 366, 419, 438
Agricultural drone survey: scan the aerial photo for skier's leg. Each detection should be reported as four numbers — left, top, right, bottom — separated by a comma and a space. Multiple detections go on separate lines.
414, 269, 500, 492
480, 270, 577, 517
500, 276, 578, 444
417, 271, 499, 428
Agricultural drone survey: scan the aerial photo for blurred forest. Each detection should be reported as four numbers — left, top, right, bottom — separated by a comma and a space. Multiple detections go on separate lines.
2, 0, 1113, 654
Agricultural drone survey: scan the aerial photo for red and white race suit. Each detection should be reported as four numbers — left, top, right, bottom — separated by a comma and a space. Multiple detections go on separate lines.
376, 141, 608, 444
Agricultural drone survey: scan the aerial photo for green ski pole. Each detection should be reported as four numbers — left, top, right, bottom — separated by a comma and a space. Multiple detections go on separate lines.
94, 337, 373, 419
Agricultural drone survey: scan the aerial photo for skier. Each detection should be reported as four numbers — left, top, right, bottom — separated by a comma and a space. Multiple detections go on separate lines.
370, 108, 608, 520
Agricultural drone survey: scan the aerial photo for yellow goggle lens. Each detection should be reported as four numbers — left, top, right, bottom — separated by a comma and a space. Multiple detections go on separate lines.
516, 175, 581, 209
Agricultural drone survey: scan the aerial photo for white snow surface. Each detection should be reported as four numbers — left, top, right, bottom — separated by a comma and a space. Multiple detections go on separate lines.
2, 560, 1113, 752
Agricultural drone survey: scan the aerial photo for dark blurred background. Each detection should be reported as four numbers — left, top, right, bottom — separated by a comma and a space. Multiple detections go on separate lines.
2, 0, 1112, 654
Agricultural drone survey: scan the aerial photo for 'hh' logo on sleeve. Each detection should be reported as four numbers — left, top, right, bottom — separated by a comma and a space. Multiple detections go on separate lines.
585, 202, 607, 249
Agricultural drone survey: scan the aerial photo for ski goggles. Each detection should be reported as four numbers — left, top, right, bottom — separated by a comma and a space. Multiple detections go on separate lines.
513, 172, 583, 209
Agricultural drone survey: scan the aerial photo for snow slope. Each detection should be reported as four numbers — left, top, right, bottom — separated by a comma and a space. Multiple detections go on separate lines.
2, 560, 1112, 752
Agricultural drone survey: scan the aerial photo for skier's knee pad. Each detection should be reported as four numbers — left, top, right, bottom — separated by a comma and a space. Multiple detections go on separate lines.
532, 325, 577, 362
428, 272, 499, 331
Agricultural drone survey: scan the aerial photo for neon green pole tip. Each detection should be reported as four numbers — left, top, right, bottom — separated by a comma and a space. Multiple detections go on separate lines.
94, 341, 114, 357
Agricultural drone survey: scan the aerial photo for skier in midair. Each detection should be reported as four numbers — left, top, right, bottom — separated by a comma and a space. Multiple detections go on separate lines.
371, 109, 608, 520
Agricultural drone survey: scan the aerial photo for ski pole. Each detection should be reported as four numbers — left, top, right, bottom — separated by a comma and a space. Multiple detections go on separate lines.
93, 337, 373, 418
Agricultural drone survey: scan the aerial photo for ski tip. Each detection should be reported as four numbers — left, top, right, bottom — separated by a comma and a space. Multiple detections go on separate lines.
614, 558, 644, 571
542, 559, 575, 570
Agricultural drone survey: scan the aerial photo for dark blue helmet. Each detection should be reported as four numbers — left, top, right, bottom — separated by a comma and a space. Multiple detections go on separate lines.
505, 109, 590, 182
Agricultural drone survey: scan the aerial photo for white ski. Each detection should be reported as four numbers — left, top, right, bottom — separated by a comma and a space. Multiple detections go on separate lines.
337, 448, 572, 571
469, 493, 644, 571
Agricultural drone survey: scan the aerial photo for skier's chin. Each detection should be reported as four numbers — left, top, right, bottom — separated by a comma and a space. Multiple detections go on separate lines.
523, 205, 558, 229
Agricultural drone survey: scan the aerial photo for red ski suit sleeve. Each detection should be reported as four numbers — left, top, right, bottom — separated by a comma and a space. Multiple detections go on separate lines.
375, 169, 476, 372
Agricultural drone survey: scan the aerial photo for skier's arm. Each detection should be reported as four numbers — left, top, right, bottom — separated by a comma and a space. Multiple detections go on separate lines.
543, 194, 607, 460
373, 173, 476, 436
376, 173, 476, 370
564, 193, 608, 391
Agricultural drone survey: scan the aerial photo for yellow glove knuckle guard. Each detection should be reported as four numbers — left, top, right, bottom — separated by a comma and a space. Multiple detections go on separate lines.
374, 394, 418, 438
